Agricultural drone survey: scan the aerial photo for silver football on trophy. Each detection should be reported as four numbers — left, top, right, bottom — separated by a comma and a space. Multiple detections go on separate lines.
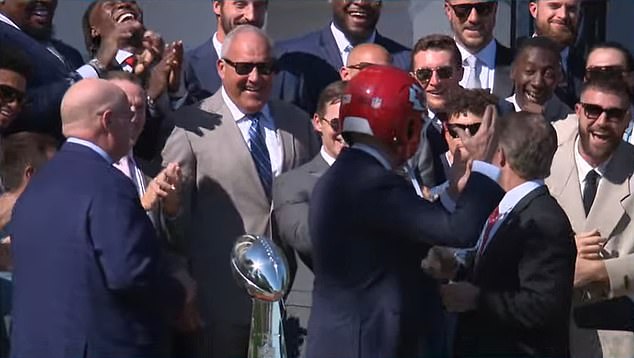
231, 234, 290, 302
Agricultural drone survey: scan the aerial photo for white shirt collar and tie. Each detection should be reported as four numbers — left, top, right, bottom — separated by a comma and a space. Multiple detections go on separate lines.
457, 39, 497, 91
320, 146, 336, 167
574, 137, 610, 211
113, 152, 146, 197
330, 22, 377, 66
221, 86, 283, 178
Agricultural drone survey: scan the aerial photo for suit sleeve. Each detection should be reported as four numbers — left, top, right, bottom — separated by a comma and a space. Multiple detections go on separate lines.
273, 172, 313, 268
604, 253, 634, 298
476, 211, 576, 331
161, 123, 197, 253
362, 172, 504, 248
89, 177, 184, 310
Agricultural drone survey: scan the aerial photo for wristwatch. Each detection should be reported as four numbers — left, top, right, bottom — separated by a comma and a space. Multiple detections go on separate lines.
88, 58, 108, 78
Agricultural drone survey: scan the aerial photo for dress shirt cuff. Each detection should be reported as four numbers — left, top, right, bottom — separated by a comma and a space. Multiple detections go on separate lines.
604, 256, 634, 299
472, 160, 501, 183
76, 64, 99, 79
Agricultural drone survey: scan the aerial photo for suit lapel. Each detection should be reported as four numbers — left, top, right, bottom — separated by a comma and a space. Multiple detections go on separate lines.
269, 101, 295, 173
319, 26, 344, 69
306, 153, 329, 177
548, 134, 586, 231
586, 142, 634, 239
199, 92, 270, 206
492, 42, 513, 98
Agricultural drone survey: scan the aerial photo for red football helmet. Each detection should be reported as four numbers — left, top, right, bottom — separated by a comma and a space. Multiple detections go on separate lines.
340, 65, 426, 166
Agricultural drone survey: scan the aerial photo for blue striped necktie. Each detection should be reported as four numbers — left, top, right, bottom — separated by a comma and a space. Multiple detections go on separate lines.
247, 112, 272, 200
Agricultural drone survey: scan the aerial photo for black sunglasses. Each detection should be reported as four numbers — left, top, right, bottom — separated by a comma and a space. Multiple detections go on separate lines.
347, 62, 375, 71
222, 58, 277, 76
585, 66, 629, 80
449, 2, 496, 21
446, 122, 481, 138
412, 66, 454, 85
580, 102, 629, 122
320, 116, 341, 132
0, 84, 25, 105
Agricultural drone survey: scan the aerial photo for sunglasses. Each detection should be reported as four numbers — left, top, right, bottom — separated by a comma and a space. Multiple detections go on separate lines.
585, 66, 629, 80
412, 66, 454, 85
580, 102, 629, 122
0, 84, 25, 105
446, 122, 481, 138
320, 116, 341, 132
449, 2, 496, 21
347, 62, 375, 71
222, 58, 277, 76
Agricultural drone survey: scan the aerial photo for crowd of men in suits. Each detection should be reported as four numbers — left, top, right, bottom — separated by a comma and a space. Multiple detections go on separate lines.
0, 0, 634, 357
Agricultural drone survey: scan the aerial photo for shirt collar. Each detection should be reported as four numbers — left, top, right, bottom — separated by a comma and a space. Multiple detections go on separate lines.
456, 38, 496, 68
498, 180, 544, 214
330, 22, 377, 57
351, 143, 391, 170
66, 137, 114, 164
115, 49, 134, 64
221, 86, 272, 124
505, 94, 522, 112
574, 136, 610, 180
212, 31, 223, 59
320, 146, 336, 166
0, 13, 20, 30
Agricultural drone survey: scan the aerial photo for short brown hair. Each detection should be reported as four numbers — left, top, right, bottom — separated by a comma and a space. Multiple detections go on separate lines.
0, 132, 58, 192
580, 76, 632, 105
411, 34, 462, 70
498, 111, 557, 180
447, 88, 499, 118
315, 80, 347, 117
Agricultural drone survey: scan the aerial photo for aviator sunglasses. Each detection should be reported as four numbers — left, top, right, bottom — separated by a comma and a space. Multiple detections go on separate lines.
222, 58, 277, 76
412, 66, 454, 85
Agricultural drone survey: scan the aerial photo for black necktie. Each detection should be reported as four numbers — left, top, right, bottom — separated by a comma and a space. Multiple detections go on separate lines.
583, 170, 600, 216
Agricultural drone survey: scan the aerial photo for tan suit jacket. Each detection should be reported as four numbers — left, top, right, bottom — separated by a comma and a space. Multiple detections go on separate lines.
162, 90, 318, 356
546, 115, 634, 358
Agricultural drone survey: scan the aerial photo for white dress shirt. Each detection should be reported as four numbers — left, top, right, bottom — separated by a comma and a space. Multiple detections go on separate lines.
221, 87, 283, 177
330, 22, 376, 66
212, 31, 223, 59
476, 179, 544, 255
113, 152, 146, 197
457, 39, 497, 91
574, 137, 609, 200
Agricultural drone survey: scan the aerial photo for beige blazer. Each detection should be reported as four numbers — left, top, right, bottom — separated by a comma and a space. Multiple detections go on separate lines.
546, 115, 634, 358
161, 90, 318, 355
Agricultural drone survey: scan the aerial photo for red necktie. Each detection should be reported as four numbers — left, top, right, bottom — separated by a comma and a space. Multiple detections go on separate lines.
123, 55, 137, 69
477, 206, 500, 257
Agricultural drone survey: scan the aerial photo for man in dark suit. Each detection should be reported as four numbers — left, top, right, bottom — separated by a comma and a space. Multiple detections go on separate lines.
184, 0, 268, 103
274, 0, 410, 115
9, 79, 186, 358
0, 0, 141, 136
409, 34, 464, 188
442, 111, 576, 358
502, 36, 572, 122
444, 0, 514, 98
529, 0, 583, 108
307, 65, 504, 358
162, 25, 318, 357
273, 80, 346, 358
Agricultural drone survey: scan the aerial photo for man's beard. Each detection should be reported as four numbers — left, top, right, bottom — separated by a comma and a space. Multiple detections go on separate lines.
25, 25, 54, 42
536, 21, 577, 48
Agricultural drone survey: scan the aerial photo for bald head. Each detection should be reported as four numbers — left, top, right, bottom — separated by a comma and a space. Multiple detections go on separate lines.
341, 43, 392, 81
61, 78, 134, 161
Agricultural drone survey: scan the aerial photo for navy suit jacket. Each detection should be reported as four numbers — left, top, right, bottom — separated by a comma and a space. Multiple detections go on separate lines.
10, 142, 184, 358
307, 148, 504, 358
274, 26, 411, 115
0, 22, 84, 136
184, 37, 221, 103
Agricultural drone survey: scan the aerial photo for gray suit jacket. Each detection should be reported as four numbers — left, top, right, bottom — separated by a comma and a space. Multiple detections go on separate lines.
546, 115, 634, 358
273, 153, 329, 358
162, 90, 318, 357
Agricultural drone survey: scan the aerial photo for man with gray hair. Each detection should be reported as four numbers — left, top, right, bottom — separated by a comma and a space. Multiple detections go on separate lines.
162, 24, 319, 357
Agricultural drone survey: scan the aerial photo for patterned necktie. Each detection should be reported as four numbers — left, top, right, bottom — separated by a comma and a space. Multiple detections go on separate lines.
477, 206, 500, 257
465, 55, 482, 89
247, 113, 272, 200
583, 170, 600, 216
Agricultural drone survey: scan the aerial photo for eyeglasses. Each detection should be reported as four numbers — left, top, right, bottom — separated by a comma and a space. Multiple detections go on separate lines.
347, 62, 375, 71
0, 84, 25, 105
446, 122, 481, 138
449, 2, 496, 21
320, 116, 341, 132
580, 102, 629, 122
222, 58, 277, 76
412, 66, 454, 85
